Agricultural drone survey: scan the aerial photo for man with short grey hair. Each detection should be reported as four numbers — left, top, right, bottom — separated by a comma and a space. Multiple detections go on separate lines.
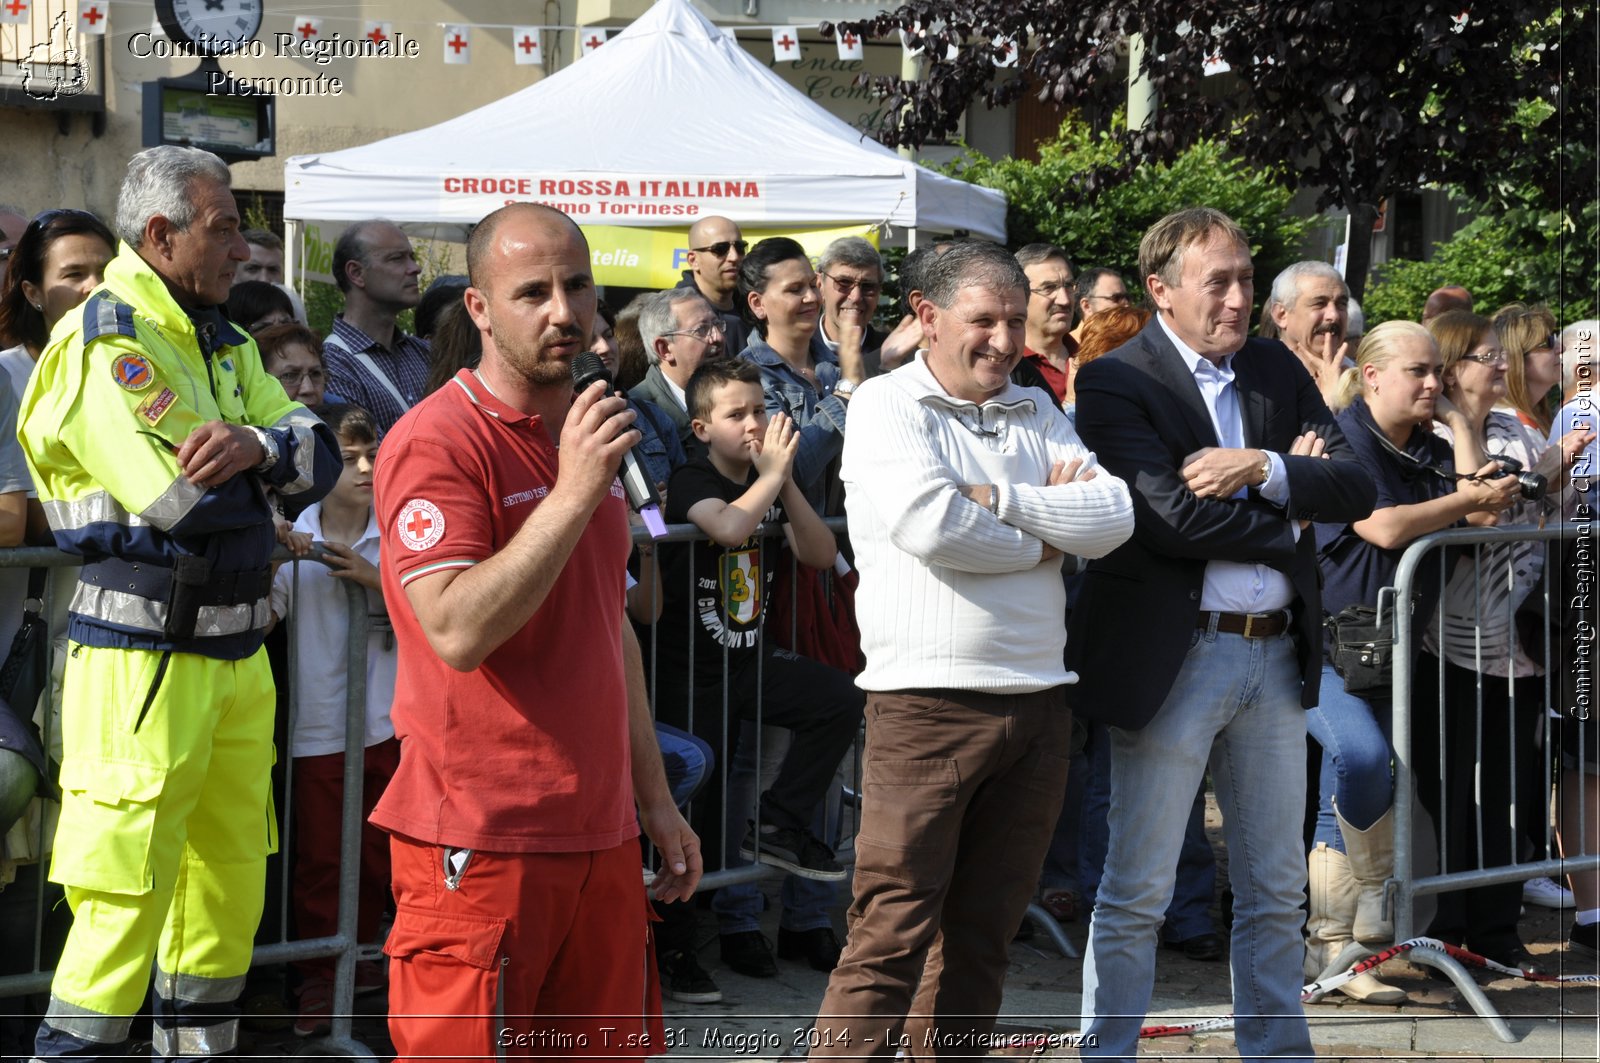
629, 288, 724, 445
817, 236, 920, 376
810, 240, 1134, 1057
325, 219, 429, 432
19, 144, 339, 1063
1269, 259, 1350, 406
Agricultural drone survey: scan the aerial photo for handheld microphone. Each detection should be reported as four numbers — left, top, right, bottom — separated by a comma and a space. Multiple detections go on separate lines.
571, 351, 669, 539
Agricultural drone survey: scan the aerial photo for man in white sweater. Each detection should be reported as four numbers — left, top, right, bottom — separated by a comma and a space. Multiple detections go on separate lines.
810, 241, 1135, 1058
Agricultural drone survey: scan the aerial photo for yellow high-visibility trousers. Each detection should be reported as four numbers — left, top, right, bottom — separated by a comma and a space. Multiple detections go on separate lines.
42, 643, 276, 1052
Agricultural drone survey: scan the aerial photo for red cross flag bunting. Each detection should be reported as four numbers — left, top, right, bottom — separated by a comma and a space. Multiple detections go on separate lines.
992, 35, 1017, 68
78, 1, 107, 35
362, 21, 394, 48
771, 27, 801, 62
0, 0, 29, 28
295, 17, 323, 42
836, 28, 863, 61
443, 24, 470, 65
512, 25, 542, 66
579, 26, 606, 56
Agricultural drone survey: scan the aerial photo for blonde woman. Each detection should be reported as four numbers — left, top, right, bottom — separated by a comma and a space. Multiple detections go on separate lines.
1307, 321, 1515, 1002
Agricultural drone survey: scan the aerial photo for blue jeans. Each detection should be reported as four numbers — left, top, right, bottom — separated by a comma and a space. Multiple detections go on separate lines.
1305, 662, 1393, 852
1081, 627, 1312, 1062
655, 721, 714, 810
1075, 724, 1217, 941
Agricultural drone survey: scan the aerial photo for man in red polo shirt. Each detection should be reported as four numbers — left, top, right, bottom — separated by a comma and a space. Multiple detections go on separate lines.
372, 202, 700, 1060
1015, 243, 1077, 405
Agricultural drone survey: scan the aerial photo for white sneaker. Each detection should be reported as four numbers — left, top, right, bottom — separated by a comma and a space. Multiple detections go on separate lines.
1523, 875, 1576, 909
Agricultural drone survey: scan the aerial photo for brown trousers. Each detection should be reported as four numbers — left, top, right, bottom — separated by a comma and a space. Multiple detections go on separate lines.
812, 687, 1072, 1061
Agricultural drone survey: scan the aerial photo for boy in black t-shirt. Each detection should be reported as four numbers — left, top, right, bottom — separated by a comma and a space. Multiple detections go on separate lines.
655, 359, 864, 972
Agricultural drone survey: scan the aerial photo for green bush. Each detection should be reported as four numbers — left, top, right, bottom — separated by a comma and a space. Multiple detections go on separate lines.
943, 113, 1323, 314
1364, 206, 1597, 326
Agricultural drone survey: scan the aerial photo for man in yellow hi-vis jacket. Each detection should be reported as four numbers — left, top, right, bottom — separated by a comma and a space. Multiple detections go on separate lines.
17, 146, 339, 1061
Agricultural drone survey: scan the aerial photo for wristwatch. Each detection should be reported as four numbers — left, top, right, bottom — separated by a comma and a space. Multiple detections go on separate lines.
986, 484, 1001, 516
1258, 452, 1272, 486
250, 426, 280, 473
833, 379, 857, 399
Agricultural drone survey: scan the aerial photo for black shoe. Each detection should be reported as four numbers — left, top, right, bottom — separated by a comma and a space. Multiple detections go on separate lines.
1164, 932, 1224, 962
719, 931, 778, 978
1570, 920, 1599, 959
777, 926, 842, 972
739, 822, 847, 881
657, 947, 722, 1003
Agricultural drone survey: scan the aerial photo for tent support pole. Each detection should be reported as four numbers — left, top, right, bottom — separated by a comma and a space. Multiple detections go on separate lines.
284, 218, 301, 295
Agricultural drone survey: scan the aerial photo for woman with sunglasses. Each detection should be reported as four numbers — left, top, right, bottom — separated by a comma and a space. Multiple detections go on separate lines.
736, 237, 866, 509
1494, 303, 1564, 434
1410, 310, 1591, 974
1307, 321, 1517, 1002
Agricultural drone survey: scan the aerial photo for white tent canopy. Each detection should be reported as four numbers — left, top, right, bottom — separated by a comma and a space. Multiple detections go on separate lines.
281, 0, 1005, 240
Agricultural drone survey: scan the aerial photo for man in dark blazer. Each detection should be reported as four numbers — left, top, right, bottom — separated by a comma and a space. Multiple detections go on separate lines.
1065, 208, 1375, 1061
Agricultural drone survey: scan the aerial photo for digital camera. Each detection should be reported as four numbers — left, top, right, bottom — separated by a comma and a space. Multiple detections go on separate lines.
1487, 456, 1548, 503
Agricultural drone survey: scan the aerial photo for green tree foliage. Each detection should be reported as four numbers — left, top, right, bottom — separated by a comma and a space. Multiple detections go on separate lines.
1364, 209, 1596, 326
944, 114, 1320, 315
822, 2, 1590, 300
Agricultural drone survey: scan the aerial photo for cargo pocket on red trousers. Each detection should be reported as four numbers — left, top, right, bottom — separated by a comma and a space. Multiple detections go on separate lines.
384, 904, 508, 1058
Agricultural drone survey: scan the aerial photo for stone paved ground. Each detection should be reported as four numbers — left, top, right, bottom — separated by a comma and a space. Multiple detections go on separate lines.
236, 794, 1598, 1061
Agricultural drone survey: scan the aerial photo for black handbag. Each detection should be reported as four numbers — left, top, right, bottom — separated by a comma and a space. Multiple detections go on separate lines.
1325, 601, 1394, 698
0, 569, 55, 800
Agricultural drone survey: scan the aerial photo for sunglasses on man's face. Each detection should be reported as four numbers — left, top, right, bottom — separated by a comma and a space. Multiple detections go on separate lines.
691, 240, 748, 259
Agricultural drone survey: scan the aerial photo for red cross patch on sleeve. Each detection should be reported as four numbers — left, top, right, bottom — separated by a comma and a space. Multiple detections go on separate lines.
397, 499, 446, 551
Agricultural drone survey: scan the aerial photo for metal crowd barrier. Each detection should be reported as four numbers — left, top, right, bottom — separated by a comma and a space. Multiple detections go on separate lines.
0, 545, 378, 1059
0, 518, 879, 1053
633, 516, 865, 893
631, 520, 1073, 958
1391, 520, 1597, 1042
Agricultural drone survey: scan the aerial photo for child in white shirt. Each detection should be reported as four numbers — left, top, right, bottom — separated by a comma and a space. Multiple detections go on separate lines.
269, 403, 397, 1037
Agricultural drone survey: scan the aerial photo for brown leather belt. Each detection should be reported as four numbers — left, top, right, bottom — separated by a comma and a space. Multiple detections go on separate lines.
1196, 610, 1290, 639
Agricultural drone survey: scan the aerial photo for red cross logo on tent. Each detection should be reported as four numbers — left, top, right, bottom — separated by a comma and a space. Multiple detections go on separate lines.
398, 500, 445, 551
367, 25, 387, 44
586, 34, 603, 49
843, 32, 858, 48
297, 21, 318, 39
448, 33, 467, 54
82, 5, 102, 24
518, 35, 536, 54
3, 0, 29, 18
777, 34, 795, 49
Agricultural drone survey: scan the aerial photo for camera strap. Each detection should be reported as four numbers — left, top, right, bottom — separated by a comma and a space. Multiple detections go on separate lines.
1359, 418, 1460, 484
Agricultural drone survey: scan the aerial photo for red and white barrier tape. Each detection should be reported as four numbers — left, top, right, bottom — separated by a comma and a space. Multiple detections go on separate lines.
1138, 936, 1600, 1041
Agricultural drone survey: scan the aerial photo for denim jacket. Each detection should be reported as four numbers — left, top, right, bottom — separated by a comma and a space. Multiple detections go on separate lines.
739, 331, 848, 508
